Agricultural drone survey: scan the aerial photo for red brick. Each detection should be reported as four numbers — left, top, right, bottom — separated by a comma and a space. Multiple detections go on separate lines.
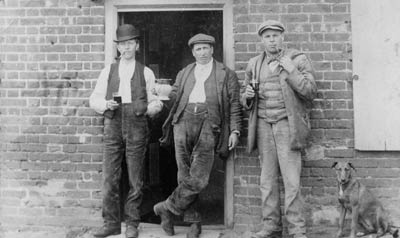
40, 8, 66, 16
324, 149, 354, 158
333, 5, 348, 13
323, 14, 350, 22
325, 33, 350, 41
250, 0, 278, 3
2, 190, 27, 199
281, 14, 308, 22
77, 35, 104, 43
76, 17, 103, 25
303, 4, 331, 13
20, 18, 45, 25
40, 26, 66, 34
250, 5, 279, 13
287, 5, 301, 13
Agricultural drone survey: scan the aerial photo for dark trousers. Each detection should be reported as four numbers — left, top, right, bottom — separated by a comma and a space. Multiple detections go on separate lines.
165, 104, 217, 222
102, 104, 149, 227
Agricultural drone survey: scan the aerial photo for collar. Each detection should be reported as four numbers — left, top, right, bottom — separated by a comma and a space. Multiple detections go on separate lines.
265, 49, 284, 64
195, 58, 213, 69
120, 58, 136, 65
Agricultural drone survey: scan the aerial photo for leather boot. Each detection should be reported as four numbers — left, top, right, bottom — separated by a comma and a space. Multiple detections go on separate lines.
93, 224, 121, 238
252, 229, 282, 238
293, 234, 308, 238
153, 201, 175, 236
186, 222, 201, 238
125, 225, 139, 238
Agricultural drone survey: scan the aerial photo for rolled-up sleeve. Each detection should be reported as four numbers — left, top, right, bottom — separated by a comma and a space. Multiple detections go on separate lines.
144, 67, 158, 103
89, 65, 110, 115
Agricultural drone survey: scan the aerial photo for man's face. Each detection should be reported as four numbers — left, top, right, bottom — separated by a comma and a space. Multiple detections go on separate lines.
192, 43, 213, 65
117, 39, 139, 60
261, 29, 284, 54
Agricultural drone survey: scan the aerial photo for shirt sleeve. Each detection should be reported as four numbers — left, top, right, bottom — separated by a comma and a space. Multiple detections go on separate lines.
144, 66, 158, 103
89, 65, 111, 115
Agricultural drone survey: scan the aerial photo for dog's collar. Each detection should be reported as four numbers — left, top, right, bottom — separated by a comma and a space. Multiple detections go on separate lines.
339, 180, 350, 185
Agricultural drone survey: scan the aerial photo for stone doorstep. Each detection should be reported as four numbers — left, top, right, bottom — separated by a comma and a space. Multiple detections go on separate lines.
2, 224, 396, 238
2, 223, 225, 238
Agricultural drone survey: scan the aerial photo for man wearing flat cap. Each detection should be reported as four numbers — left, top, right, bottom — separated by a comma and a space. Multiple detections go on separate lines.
89, 24, 162, 238
153, 33, 242, 238
242, 20, 317, 238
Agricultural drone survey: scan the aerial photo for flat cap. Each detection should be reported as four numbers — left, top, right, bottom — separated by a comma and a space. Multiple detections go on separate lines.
257, 20, 285, 36
188, 33, 215, 47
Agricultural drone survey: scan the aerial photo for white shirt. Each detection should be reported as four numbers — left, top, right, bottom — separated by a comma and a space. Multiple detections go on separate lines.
89, 58, 158, 114
188, 59, 213, 103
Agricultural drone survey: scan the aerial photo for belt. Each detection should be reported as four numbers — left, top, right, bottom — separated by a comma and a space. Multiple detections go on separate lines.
185, 102, 207, 114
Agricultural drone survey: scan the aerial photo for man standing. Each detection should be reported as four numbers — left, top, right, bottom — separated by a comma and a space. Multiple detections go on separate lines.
154, 33, 242, 238
89, 24, 162, 238
242, 20, 317, 238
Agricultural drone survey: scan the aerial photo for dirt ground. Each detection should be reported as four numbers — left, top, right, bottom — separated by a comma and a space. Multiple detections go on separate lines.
1, 223, 395, 238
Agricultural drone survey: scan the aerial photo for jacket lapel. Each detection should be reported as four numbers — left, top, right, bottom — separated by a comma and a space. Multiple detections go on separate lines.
214, 61, 225, 108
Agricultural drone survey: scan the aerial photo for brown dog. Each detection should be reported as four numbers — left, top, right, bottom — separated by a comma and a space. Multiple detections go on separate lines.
332, 161, 399, 238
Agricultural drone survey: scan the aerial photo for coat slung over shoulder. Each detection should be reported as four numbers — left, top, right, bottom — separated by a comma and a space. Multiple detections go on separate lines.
240, 49, 317, 152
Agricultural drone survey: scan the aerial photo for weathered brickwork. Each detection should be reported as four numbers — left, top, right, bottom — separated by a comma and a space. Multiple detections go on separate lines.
232, 0, 400, 233
0, 0, 399, 234
0, 0, 105, 228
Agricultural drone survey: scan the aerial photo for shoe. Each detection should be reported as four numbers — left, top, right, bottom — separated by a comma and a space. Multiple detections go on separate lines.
153, 201, 175, 236
186, 222, 202, 238
293, 234, 308, 238
125, 225, 139, 238
93, 225, 121, 238
252, 229, 282, 238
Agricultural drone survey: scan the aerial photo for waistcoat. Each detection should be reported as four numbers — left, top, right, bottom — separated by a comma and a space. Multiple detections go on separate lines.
173, 63, 221, 126
257, 60, 287, 122
104, 61, 147, 119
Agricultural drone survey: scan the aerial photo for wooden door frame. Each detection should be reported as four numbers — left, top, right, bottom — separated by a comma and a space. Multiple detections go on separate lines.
104, 0, 235, 228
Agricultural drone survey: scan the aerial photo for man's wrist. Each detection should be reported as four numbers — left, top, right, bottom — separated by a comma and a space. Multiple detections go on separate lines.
231, 130, 240, 137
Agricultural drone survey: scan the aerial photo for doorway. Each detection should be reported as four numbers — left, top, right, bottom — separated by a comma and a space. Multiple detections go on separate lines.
118, 11, 225, 226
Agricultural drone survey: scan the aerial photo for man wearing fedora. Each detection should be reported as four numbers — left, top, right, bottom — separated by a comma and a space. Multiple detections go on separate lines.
242, 20, 317, 238
153, 33, 242, 238
89, 24, 162, 238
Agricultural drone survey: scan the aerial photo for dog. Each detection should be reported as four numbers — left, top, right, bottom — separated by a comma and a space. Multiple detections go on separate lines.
332, 161, 399, 238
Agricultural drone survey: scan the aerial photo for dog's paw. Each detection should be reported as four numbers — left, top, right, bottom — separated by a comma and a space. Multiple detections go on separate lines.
356, 231, 366, 237
336, 230, 344, 238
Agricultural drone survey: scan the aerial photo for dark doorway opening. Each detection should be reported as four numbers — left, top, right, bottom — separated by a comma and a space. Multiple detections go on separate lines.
118, 11, 225, 226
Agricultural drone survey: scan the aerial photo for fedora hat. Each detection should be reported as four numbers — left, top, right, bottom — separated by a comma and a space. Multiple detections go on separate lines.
114, 24, 140, 43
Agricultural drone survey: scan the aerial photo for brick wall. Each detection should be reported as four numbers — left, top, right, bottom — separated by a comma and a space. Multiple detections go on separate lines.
1, 0, 400, 233
232, 0, 400, 233
0, 0, 105, 228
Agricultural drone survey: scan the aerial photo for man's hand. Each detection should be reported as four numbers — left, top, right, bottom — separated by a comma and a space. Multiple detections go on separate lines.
279, 55, 296, 73
228, 132, 239, 150
106, 100, 119, 111
146, 100, 163, 118
244, 85, 255, 99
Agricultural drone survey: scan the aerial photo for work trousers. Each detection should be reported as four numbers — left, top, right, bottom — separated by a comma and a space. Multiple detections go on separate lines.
257, 118, 306, 235
165, 103, 217, 222
102, 105, 149, 228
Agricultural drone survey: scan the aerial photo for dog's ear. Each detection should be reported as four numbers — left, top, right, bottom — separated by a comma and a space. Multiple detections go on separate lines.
348, 162, 356, 171
331, 162, 338, 169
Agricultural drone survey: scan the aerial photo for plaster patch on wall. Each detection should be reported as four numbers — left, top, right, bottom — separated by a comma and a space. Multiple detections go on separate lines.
304, 144, 325, 161
311, 206, 339, 225
22, 180, 68, 207
77, 133, 91, 144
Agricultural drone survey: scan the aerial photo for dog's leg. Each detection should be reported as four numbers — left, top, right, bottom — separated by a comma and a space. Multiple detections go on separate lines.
390, 228, 399, 238
350, 205, 360, 238
337, 205, 347, 238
